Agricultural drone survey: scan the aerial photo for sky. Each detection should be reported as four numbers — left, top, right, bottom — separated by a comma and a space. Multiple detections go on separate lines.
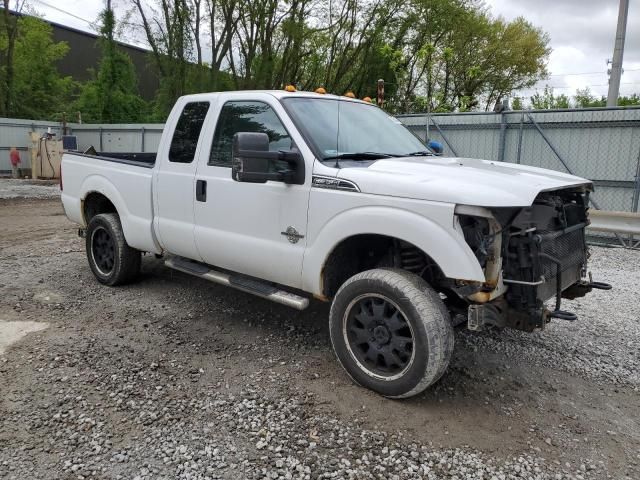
484, 0, 640, 100
26, 0, 640, 101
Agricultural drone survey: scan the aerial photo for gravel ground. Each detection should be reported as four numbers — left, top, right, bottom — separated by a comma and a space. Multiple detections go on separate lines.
0, 178, 59, 199
0, 189, 639, 479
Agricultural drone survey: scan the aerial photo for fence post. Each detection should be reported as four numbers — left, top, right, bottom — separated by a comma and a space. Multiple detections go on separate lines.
632, 145, 640, 213
497, 111, 507, 162
141, 127, 146, 152
99, 127, 103, 151
425, 112, 430, 144
516, 112, 524, 164
430, 117, 458, 157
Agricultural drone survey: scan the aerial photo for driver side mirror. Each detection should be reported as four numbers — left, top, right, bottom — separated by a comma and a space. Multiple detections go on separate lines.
232, 132, 304, 184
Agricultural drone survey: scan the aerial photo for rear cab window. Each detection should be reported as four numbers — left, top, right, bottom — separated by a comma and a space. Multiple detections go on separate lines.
169, 101, 210, 163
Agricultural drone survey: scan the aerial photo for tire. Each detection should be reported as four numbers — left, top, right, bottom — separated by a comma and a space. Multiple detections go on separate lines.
329, 268, 454, 398
86, 213, 141, 286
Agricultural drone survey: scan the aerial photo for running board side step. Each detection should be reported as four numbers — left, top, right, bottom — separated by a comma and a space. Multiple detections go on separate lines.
164, 256, 309, 311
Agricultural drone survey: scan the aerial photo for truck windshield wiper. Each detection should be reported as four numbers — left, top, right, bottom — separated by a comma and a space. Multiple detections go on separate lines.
322, 152, 398, 161
406, 150, 434, 157
323, 152, 399, 167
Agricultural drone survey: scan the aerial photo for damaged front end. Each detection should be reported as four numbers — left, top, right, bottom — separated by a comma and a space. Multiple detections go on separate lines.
455, 187, 611, 333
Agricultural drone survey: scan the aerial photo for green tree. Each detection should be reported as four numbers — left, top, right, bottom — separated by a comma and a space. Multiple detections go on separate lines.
370, 2, 551, 113
74, 6, 148, 123
133, 0, 193, 119
475, 16, 550, 111
573, 88, 639, 108
617, 93, 640, 106
126, 0, 550, 114
511, 96, 523, 110
0, 0, 25, 116
530, 85, 569, 109
8, 16, 74, 119
573, 88, 605, 108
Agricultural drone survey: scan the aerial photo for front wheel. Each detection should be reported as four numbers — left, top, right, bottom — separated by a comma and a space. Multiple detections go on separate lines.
86, 213, 141, 286
329, 269, 454, 398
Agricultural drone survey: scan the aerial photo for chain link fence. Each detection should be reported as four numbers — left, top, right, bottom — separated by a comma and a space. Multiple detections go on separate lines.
397, 107, 640, 215
397, 107, 640, 247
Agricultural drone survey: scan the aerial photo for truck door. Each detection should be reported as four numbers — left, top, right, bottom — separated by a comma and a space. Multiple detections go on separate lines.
154, 100, 211, 260
193, 94, 311, 289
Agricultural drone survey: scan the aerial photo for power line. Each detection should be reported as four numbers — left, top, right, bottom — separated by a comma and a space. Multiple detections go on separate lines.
31, 0, 95, 26
515, 83, 640, 97
547, 68, 640, 77
527, 82, 640, 90
29, 0, 151, 49
516, 80, 640, 94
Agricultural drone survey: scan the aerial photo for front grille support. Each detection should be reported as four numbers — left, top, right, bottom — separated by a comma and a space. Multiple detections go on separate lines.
539, 252, 562, 311
539, 251, 579, 321
501, 207, 589, 331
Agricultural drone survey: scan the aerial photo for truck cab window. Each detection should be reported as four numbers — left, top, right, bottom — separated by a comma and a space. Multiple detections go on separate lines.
169, 101, 210, 163
209, 101, 291, 167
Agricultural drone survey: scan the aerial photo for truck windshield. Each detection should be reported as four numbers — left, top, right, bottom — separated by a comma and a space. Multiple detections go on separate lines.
282, 97, 430, 162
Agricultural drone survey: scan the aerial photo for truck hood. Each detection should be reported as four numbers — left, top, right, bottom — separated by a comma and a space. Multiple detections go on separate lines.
337, 157, 592, 207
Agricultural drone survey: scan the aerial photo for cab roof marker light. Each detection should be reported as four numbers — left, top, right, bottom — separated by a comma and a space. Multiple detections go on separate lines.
315, 87, 327, 94
284, 85, 297, 92
344, 91, 356, 98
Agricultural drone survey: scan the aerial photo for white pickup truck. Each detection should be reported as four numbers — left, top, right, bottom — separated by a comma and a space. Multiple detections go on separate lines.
61, 90, 610, 398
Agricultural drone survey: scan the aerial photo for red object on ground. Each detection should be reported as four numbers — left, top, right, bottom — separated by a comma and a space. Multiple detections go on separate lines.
10, 149, 21, 166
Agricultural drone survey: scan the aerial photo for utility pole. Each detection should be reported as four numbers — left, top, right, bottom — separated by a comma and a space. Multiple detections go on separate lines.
607, 0, 629, 107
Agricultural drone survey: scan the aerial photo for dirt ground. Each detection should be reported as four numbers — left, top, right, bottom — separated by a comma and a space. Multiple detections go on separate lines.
0, 197, 638, 480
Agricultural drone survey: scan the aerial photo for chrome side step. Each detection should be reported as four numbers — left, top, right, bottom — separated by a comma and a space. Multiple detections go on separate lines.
164, 256, 309, 311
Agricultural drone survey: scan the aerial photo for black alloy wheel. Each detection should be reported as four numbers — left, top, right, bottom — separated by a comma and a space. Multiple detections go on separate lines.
91, 226, 115, 275
344, 294, 414, 379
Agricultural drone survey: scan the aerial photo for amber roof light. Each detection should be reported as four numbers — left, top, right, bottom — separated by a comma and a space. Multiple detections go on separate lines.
284, 85, 297, 92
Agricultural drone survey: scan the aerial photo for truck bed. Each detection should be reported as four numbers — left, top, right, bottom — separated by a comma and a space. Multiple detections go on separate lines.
61, 151, 159, 254
74, 151, 157, 168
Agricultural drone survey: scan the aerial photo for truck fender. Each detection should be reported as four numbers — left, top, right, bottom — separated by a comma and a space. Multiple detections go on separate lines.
79, 174, 160, 253
302, 206, 485, 295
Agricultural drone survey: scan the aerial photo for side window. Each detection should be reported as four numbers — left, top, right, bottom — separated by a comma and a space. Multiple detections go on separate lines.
169, 101, 210, 163
209, 101, 291, 167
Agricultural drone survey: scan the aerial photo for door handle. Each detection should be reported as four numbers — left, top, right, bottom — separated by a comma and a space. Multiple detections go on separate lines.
196, 179, 207, 202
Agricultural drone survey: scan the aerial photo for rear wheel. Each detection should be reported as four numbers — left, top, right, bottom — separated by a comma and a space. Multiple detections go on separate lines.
86, 213, 141, 286
329, 268, 454, 398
